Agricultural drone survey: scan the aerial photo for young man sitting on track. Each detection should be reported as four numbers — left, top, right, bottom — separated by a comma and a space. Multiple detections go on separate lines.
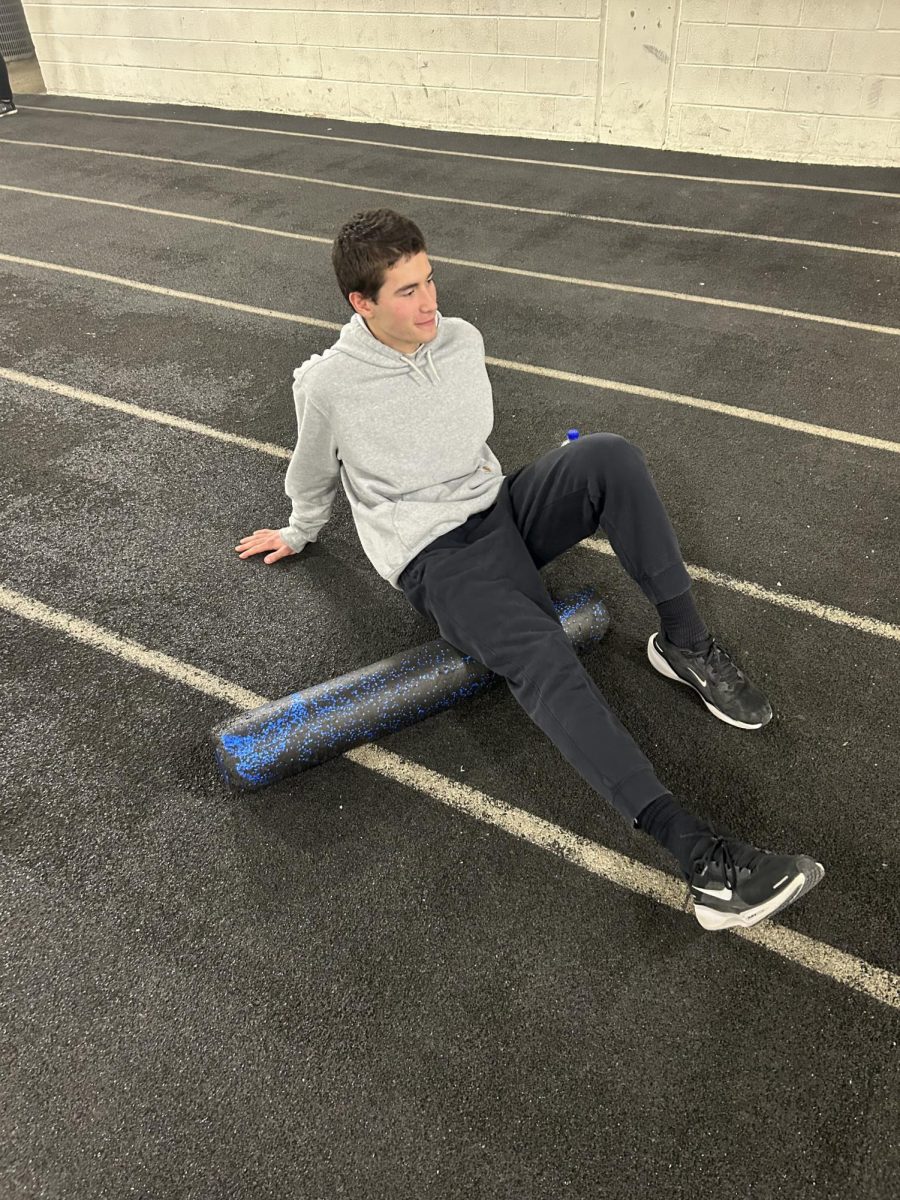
236, 208, 823, 932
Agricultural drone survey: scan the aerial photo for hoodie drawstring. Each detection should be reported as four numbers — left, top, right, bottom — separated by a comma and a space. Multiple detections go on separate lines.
406, 349, 441, 387
406, 359, 430, 386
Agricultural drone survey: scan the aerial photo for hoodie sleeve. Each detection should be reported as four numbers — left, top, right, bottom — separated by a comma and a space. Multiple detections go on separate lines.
278, 376, 340, 553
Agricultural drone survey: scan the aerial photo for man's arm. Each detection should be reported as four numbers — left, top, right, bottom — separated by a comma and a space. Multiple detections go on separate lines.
236, 382, 340, 565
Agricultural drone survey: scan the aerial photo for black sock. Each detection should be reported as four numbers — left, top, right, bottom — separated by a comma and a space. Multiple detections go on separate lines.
637, 793, 713, 878
656, 590, 711, 653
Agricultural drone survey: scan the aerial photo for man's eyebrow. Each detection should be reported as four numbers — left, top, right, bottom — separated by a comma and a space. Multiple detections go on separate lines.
393, 270, 435, 294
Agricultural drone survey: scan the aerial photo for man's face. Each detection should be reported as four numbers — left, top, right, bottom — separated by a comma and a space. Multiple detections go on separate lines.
349, 251, 438, 355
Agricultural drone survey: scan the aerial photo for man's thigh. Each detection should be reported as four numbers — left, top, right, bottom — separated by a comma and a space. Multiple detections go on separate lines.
404, 507, 566, 676
506, 432, 637, 569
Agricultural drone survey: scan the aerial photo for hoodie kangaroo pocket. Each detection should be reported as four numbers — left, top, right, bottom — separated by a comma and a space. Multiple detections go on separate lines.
391, 500, 433, 551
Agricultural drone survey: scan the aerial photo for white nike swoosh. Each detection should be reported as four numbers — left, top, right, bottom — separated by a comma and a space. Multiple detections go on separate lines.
686, 666, 707, 688
694, 884, 733, 901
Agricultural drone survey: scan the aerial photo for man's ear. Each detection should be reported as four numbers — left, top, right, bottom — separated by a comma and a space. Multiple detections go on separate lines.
348, 291, 374, 318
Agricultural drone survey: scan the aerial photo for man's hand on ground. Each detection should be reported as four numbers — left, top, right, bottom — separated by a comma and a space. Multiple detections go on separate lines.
235, 529, 298, 565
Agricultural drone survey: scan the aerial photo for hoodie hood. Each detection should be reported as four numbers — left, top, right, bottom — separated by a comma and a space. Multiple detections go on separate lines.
334, 311, 444, 387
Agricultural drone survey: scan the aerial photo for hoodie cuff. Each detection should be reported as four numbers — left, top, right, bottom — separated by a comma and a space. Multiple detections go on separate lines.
279, 526, 310, 554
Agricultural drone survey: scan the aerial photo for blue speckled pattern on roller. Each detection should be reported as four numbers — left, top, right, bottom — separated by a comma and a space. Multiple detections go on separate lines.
212, 588, 609, 790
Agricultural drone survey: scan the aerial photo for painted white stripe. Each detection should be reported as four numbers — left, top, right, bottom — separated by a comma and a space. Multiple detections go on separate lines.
7, 180, 900, 270
453, 255, 900, 337
0, 367, 292, 459
4, 164, 898, 264
3, 260, 898, 457
1, 183, 332, 247
0, 252, 339, 332
488, 357, 900, 455
1, 580, 897, 1011
18, 104, 900, 201
346, 746, 900, 1011
8, 184, 899, 334
7, 138, 900, 310
0, 582, 265, 711
3, 366, 898, 642
585, 539, 900, 642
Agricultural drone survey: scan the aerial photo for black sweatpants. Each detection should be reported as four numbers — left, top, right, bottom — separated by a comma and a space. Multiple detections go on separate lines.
0, 53, 13, 104
398, 433, 693, 824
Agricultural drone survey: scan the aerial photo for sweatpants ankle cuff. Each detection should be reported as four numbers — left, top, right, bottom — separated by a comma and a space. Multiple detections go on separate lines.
611, 771, 671, 825
642, 562, 693, 607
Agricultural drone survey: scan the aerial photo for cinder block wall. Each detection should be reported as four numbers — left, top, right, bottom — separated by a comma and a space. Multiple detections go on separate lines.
672, 0, 900, 165
21, 1, 900, 165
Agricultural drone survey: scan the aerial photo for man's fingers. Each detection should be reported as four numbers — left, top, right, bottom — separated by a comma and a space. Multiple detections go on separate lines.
235, 529, 295, 562
237, 528, 274, 541
235, 530, 278, 552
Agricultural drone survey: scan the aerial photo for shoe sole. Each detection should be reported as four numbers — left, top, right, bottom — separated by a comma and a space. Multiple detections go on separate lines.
646, 634, 770, 731
693, 858, 825, 931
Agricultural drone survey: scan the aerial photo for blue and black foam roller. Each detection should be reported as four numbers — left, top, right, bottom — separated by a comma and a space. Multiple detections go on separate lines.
212, 586, 610, 791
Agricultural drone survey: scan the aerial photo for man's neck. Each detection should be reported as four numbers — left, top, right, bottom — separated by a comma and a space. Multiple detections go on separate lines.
362, 317, 422, 357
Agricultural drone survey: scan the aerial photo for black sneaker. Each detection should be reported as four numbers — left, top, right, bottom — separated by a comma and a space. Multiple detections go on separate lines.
0, 101, 17, 118
688, 835, 824, 931
647, 633, 773, 730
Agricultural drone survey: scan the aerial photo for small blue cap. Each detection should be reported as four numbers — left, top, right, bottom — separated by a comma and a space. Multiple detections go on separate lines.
566, 429, 580, 441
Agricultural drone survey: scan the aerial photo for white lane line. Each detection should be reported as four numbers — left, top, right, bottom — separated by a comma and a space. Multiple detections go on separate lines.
0, 582, 264, 711
0, 184, 333, 246
347, 746, 900, 1011
6, 136, 900, 284
7, 184, 899, 332
489, 358, 900, 454
1, 580, 897, 1012
585, 539, 900, 642
4, 164, 898, 264
3, 262, 898, 457
0, 253, 338, 332
18, 104, 900, 200
0, 368, 292, 459
461, 259, 900, 336
7, 182, 899, 266
3, 366, 898, 642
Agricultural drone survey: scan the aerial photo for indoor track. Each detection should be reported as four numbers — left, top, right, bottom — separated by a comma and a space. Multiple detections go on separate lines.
1, 96, 899, 1198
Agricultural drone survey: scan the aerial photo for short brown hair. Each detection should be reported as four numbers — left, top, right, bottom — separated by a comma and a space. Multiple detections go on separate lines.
331, 209, 427, 308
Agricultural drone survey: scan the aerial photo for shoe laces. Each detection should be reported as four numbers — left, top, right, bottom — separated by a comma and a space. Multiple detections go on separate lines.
701, 640, 743, 686
690, 834, 739, 892
685, 830, 765, 901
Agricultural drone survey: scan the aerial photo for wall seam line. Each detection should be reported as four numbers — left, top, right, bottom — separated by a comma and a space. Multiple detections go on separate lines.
663, 0, 684, 150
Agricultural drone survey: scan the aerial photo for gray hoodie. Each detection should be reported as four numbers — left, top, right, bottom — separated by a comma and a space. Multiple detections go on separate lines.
278, 310, 504, 587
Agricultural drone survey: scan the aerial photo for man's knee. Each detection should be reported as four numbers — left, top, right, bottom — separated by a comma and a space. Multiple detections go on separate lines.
577, 432, 648, 483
